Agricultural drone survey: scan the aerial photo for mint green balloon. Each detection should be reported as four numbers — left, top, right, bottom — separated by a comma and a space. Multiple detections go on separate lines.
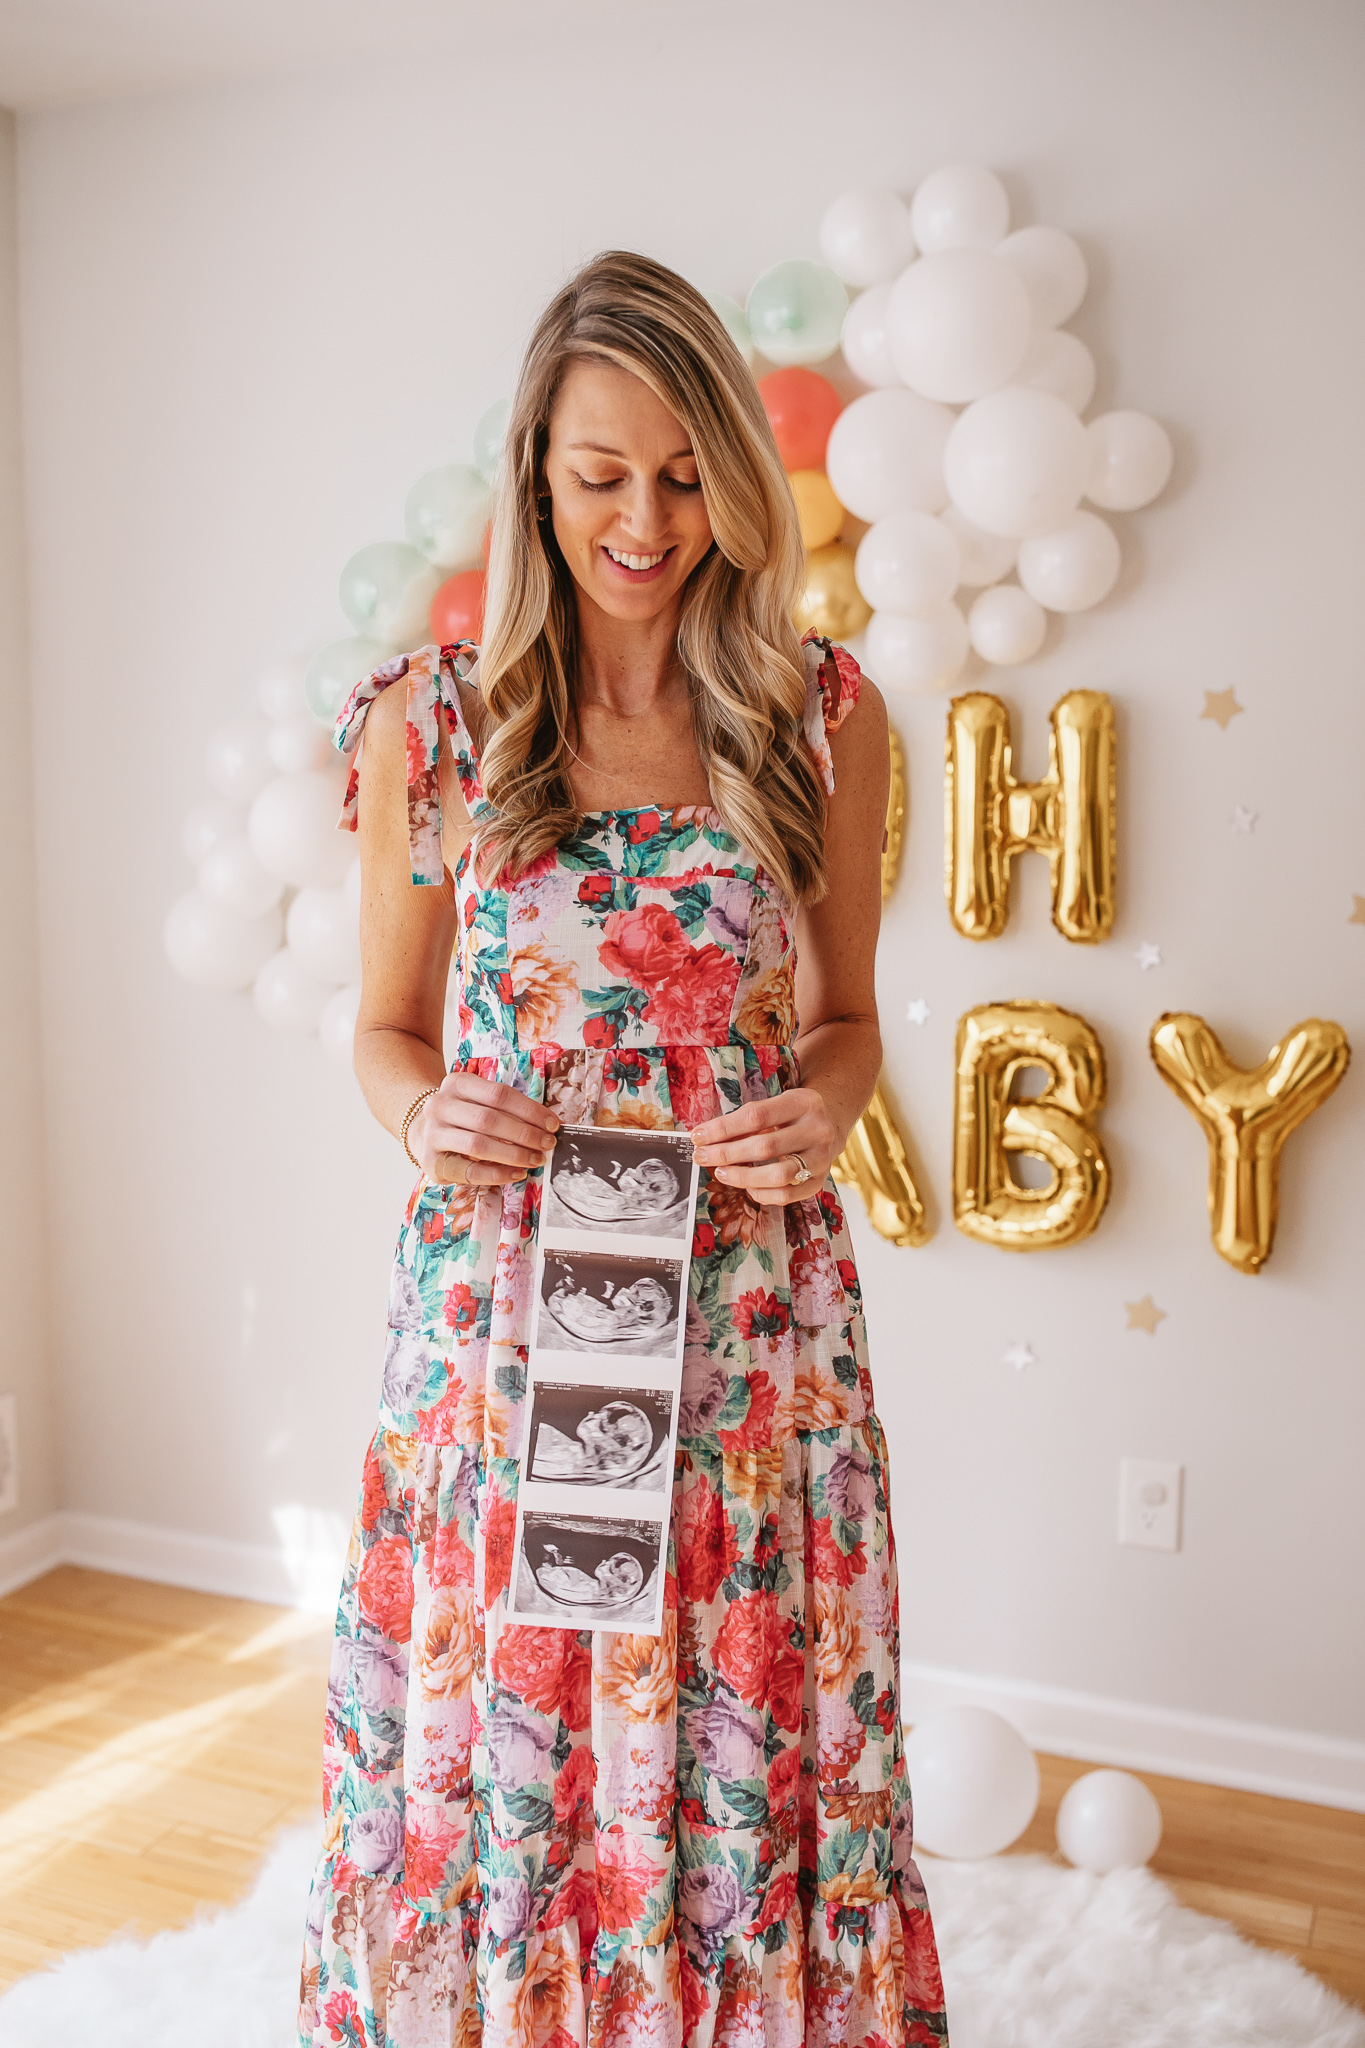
338, 541, 440, 647
705, 292, 756, 368
305, 636, 389, 725
404, 464, 491, 568
746, 260, 849, 368
473, 397, 512, 486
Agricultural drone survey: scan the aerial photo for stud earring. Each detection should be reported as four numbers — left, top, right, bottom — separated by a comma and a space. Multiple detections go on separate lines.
536, 495, 552, 521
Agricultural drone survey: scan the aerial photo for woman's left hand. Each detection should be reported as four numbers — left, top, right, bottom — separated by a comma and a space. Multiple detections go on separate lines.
690, 1088, 841, 1206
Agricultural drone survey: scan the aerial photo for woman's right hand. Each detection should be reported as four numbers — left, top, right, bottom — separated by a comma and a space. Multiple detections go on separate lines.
412, 1072, 560, 1186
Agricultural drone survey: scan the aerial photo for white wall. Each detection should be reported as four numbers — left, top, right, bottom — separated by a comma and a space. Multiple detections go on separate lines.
11, 0, 1364, 1787
0, 105, 55, 1551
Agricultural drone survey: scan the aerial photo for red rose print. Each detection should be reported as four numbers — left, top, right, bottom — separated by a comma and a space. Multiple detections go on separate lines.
837, 1258, 859, 1294
818, 1190, 846, 1235
432, 1514, 474, 1589
405, 722, 428, 786
713, 1590, 787, 1709
642, 944, 741, 1043
767, 1744, 800, 1812
553, 1741, 595, 1825
560, 1634, 592, 1732
594, 1828, 658, 1934
493, 970, 514, 1003
809, 1513, 868, 1588
664, 1047, 718, 1125
598, 902, 693, 988
583, 1013, 622, 1049
544, 1867, 598, 1949
422, 1209, 445, 1245
490, 1626, 567, 1716
901, 1902, 946, 2011
483, 1489, 517, 1604
626, 808, 662, 843
357, 1534, 414, 1644
717, 1370, 778, 1454
677, 1473, 728, 1606
578, 874, 613, 907
691, 1222, 716, 1259
360, 1443, 389, 1533
768, 1645, 805, 1733
731, 1291, 790, 1341
402, 1804, 459, 1899
443, 1283, 479, 1337
755, 1866, 798, 1932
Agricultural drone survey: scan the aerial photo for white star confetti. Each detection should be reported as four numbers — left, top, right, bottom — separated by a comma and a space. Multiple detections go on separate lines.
1231, 805, 1257, 833
906, 998, 931, 1026
1134, 942, 1162, 971
1003, 1341, 1037, 1373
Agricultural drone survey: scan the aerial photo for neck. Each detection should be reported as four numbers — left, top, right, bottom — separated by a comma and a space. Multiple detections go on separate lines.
572, 588, 687, 716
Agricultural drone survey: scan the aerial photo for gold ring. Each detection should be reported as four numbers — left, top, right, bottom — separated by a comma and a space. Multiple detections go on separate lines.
789, 1153, 812, 1185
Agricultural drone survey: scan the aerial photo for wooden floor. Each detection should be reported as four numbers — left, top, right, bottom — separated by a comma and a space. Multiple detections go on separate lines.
0, 1566, 1362, 2007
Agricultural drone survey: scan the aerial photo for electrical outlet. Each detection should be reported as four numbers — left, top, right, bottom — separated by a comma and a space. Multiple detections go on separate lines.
0, 1395, 17, 1516
1118, 1457, 1182, 1552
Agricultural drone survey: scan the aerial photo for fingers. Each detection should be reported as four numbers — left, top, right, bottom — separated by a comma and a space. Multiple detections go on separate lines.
440, 1071, 560, 1138
429, 1098, 556, 1168
693, 1093, 832, 1173
691, 1095, 801, 1151
431, 1150, 520, 1188
422, 1073, 562, 1180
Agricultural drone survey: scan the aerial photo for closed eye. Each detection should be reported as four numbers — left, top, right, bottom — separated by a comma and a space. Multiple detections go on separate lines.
574, 473, 702, 494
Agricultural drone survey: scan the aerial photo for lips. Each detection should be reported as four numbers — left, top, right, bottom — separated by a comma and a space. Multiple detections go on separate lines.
602, 545, 674, 581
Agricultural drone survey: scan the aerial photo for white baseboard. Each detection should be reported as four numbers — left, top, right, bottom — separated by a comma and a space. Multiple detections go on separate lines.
902, 1659, 1365, 1814
2, 1513, 1360, 1811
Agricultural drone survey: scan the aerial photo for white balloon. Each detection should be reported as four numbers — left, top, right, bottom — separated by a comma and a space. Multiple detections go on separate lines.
888, 250, 1031, 404
163, 891, 283, 992
819, 187, 916, 287
205, 719, 274, 805
855, 511, 961, 615
997, 226, 1088, 328
287, 885, 363, 985
1056, 1769, 1163, 1874
181, 797, 245, 866
968, 584, 1048, 665
911, 163, 1010, 252
840, 284, 900, 388
1015, 329, 1097, 414
1086, 411, 1174, 510
1018, 510, 1121, 612
253, 949, 334, 1034
320, 982, 363, 1070
825, 388, 953, 523
939, 505, 1018, 587
267, 712, 334, 776
256, 655, 310, 722
945, 387, 1091, 539
248, 769, 355, 889
904, 1706, 1041, 1859
864, 603, 968, 694
197, 835, 285, 918
404, 464, 492, 569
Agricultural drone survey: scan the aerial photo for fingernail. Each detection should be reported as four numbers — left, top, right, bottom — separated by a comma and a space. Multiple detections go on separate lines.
716, 1166, 732, 1181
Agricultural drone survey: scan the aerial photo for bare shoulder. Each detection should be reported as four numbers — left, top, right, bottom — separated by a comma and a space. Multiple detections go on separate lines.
827, 668, 890, 780
360, 670, 408, 758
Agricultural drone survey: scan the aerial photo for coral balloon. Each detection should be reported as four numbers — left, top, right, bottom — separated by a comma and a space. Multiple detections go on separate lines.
1086, 411, 1174, 510
430, 569, 486, 645
759, 367, 843, 472
789, 471, 844, 550
163, 891, 283, 992
940, 506, 1017, 588
793, 543, 870, 641
864, 603, 968, 694
954, 1001, 1111, 1251
855, 511, 961, 615
818, 187, 916, 287
910, 163, 1010, 253
1056, 1771, 1163, 1874
339, 541, 441, 648
840, 283, 900, 388
903, 1706, 1040, 1859
746, 260, 848, 367
997, 226, 1088, 328
826, 388, 953, 523
945, 387, 1091, 539
1015, 330, 1097, 414
1018, 511, 1122, 613
968, 584, 1047, 665
1149, 1014, 1351, 1274
888, 249, 1032, 404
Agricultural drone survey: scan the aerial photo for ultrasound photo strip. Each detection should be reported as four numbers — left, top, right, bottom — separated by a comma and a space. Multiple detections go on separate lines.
534, 1248, 687, 1365
539, 1123, 699, 1252
508, 1507, 667, 1634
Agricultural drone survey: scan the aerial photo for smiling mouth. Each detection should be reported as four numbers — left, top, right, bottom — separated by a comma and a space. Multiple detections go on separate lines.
603, 545, 673, 579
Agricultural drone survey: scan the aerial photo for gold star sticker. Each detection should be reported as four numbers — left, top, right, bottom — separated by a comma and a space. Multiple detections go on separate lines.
1351, 896, 1365, 926
1124, 1295, 1167, 1335
1200, 689, 1244, 730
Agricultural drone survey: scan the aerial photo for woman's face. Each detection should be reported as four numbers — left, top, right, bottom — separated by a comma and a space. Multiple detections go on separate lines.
543, 358, 715, 623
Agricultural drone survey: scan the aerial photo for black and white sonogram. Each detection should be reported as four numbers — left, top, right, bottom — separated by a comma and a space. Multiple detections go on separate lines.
535, 1250, 683, 1359
542, 1125, 694, 1241
526, 1380, 674, 1492
511, 1510, 663, 1630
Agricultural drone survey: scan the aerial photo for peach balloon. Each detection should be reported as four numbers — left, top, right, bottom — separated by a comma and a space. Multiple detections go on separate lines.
758, 367, 844, 473
431, 569, 486, 645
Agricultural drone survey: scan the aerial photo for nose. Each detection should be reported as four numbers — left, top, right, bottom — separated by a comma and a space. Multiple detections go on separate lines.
615, 475, 670, 541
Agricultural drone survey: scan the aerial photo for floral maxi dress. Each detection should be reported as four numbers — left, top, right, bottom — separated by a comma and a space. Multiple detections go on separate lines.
298, 634, 948, 2048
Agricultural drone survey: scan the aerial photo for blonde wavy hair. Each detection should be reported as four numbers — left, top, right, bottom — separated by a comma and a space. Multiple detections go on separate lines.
474, 249, 828, 902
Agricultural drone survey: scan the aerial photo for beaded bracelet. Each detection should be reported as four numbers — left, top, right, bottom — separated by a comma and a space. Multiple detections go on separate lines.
400, 1086, 440, 1170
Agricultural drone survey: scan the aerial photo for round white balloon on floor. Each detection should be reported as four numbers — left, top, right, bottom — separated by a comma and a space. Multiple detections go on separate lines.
1056, 1769, 1163, 1873
253, 949, 335, 1034
864, 602, 968, 694
248, 770, 354, 890
163, 892, 284, 992
904, 1705, 1041, 1859
826, 388, 953, 522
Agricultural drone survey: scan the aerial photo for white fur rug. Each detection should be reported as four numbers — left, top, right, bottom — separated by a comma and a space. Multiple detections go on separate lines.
1, 1827, 1361, 2048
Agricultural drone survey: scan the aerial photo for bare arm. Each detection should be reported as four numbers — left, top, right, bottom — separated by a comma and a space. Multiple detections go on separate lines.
352, 682, 558, 1182
691, 679, 889, 1202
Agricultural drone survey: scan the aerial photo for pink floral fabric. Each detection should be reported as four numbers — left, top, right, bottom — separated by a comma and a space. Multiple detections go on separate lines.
299, 633, 948, 2048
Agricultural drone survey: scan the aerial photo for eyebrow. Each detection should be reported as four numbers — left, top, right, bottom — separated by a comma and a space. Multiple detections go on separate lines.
567, 441, 697, 461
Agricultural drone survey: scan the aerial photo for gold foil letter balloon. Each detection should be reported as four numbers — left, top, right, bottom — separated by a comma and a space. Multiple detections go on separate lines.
954, 1002, 1110, 1250
1149, 1014, 1351, 1274
945, 691, 1117, 942
832, 1078, 930, 1248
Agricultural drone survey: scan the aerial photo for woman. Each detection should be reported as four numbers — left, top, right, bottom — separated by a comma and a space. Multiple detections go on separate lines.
299, 250, 947, 2048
